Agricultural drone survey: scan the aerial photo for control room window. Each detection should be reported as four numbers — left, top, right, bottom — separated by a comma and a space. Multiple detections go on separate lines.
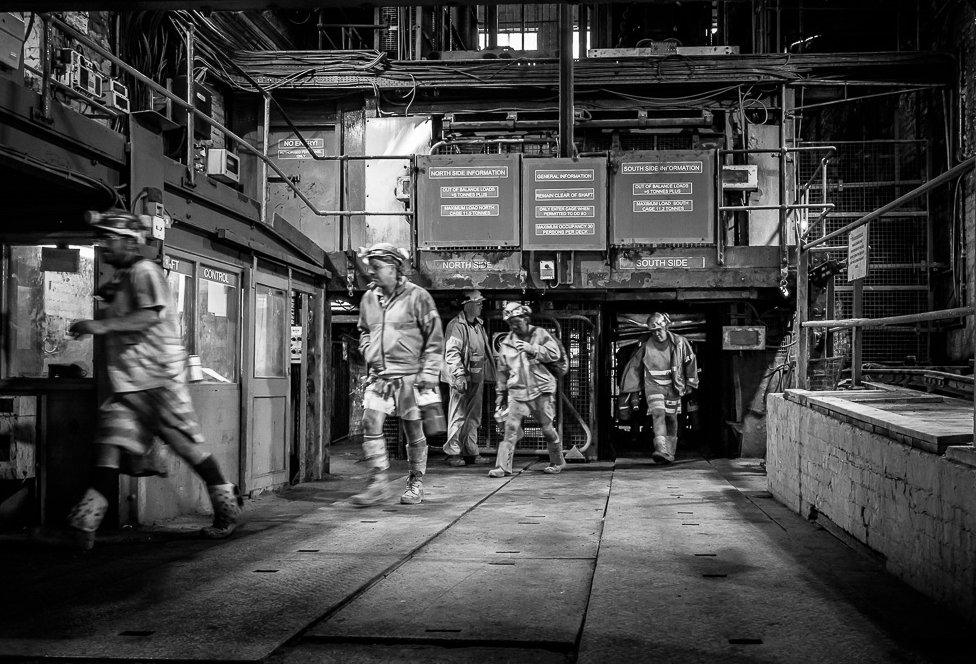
3, 245, 96, 379
164, 257, 194, 353
254, 285, 287, 378
196, 265, 240, 383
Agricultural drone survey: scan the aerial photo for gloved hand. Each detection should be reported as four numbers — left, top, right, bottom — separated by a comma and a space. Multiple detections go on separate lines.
452, 376, 468, 392
495, 391, 506, 408
415, 376, 434, 391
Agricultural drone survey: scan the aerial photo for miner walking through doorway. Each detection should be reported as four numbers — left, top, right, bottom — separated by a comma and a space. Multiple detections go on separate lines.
66, 210, 242, 549
619, 312, 699, 464
441, 289, 494, 467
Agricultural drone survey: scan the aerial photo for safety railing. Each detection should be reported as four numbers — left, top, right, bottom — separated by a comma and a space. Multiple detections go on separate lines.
41, 13, 409, 248
795, 154, 976, 390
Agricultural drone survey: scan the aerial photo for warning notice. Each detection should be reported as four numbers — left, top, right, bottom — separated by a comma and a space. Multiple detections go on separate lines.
440, 185, 499, 199
277, 137, 325, 160
440, 203, 500, 217
535, 205, 595, 218
534, 169, 595, 182
633, 182, 693, 196
535, 223, 596, 236
622, 161, 703, 174
634, 199, 694, 213
535, 188, 595, 201
429, 166, 508, 179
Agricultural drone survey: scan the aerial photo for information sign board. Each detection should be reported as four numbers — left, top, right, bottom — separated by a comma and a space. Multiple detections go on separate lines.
847, 224, 869, 282
521, 157, 607, 250
417, 154, 520, 249
611, 150, 715, 245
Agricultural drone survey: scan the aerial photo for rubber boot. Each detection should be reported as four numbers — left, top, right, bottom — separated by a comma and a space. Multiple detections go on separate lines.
401, 438, 427, 505
651, 435, 671, 464
489, 436, 516, 477
351, 435, 392, 506
201, 484, 243, 538
67, 488, 108, 551
544, 436, 566, 474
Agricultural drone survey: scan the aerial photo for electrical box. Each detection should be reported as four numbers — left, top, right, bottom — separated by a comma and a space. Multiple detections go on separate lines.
173, 76, 213, 139
722, 326, 767, 351
102, 79, 129, 112
539, 259, 556, 280
611, 150, 716, 245
521, 156, 608, 250
0, 12, 26, 72
416, 153, 521, 249
206, 148, 240, 184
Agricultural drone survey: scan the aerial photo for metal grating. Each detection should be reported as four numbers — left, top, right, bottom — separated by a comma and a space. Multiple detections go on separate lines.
800, 140, 930, 364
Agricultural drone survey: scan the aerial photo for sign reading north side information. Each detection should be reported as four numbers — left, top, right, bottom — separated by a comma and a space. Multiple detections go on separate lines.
848, 223, 869, 281
521, 157, 607, 250
612, 150, 715, 245
417, 154, 520, 249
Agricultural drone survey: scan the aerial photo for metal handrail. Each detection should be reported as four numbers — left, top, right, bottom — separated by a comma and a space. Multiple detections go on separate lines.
801, 307, 974, 330
44, 13, 409, 219
803, 155, 976, 250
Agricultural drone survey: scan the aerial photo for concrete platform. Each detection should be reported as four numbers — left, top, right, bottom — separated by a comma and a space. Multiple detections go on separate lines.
0, 450, 970, 663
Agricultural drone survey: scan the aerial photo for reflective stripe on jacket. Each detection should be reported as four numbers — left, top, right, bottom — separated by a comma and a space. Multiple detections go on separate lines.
618, 331, 698, 395
358, 279, 444, 382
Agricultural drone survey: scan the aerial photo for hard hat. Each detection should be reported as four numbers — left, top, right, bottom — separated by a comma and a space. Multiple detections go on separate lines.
360, 242, 409, 265
460, 289, 485, 305
502, 302, 532, 321
85, 209, 148, 241
646, 312, 671, 330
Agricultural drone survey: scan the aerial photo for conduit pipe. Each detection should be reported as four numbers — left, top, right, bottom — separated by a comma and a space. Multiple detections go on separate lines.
44, 13, 408, 218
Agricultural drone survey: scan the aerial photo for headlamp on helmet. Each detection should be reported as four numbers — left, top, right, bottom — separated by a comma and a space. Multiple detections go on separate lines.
502, 302, 532, 321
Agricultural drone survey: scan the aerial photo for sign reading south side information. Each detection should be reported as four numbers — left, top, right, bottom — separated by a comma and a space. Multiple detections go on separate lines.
417, 154, 521, 249
521, 158, 607, 250
612, 151, 715, 245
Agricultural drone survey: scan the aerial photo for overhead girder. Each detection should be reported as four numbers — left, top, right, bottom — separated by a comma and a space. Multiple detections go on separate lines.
6, 0, 744, 10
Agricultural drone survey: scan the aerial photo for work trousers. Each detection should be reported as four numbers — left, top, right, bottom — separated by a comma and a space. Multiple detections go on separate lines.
645, 381, 680, 456
445, 379, 484, 459
495, 393, 562, 473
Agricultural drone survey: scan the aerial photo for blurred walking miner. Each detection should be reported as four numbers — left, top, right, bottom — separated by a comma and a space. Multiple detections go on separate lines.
352, 242, 444, 506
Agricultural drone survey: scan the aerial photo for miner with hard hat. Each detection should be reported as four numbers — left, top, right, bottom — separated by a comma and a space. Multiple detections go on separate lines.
618, 312, 699, 464
490, 302, 566, 477
65, 210, 242, 549
352, 242, 444, 506
441, 289, 495, 466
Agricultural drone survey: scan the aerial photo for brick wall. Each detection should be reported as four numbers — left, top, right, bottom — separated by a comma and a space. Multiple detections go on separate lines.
767, 394, 976, 623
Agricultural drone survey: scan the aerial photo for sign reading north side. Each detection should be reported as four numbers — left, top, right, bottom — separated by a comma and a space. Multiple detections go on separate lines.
612, 150, 715, 245
521, 157, 607, 250
417, 154, 520, 249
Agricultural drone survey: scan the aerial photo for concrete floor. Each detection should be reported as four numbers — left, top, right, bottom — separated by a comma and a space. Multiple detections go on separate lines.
0, 445, 970, 663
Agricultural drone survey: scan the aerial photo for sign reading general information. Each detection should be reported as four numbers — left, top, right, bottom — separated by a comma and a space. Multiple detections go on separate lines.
612, 150, 715, 245
848, 224, 869, 281
521, 157, 607, 250
417, 154, 521, 249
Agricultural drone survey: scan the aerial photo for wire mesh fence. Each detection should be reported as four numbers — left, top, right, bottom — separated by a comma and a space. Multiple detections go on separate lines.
800, 139, 931, 364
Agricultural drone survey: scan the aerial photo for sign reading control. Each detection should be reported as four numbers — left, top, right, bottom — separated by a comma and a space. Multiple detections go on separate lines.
612, 150, 715, 245
521, 157, 607, 250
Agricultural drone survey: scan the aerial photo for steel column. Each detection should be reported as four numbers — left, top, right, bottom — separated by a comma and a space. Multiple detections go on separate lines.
558, 3, 575, 158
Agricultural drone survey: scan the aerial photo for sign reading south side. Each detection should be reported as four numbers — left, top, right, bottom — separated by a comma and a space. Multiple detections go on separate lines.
521, 157, 608, 250
611, 150, 715, 245
417, 154, 521, 249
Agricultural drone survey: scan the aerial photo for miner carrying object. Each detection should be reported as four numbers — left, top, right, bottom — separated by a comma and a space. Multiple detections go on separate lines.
490, 302, 566, 477
618, 312, 699, 464
352, 242, 444, 506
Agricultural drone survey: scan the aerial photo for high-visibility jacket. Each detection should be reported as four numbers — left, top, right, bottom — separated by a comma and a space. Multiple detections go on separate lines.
618, 331, 698, 396
358, 278, 444, 382
441, 314, 496, 384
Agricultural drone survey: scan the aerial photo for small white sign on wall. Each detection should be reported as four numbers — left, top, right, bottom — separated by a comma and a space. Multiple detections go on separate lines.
848, 224, 869, 282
